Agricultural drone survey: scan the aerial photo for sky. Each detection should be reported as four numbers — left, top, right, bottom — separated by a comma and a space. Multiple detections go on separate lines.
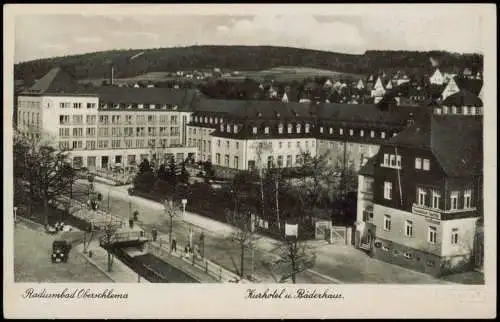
14, 7, 485, 63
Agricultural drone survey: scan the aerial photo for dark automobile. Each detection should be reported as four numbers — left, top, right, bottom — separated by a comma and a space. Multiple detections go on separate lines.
51, 240, 72, 263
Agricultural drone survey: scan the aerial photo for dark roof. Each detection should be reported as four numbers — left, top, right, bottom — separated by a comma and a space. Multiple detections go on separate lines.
454, 77, 483, 96
23, 67, 80, 94
94, 87, 201, 110
442, 90, 483, 107
359, 153, 379, 177
385, 114, 483, 177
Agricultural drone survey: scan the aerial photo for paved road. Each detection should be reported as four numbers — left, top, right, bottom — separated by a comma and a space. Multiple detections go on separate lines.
14, 222, 112, 283
70, 181, 334, 284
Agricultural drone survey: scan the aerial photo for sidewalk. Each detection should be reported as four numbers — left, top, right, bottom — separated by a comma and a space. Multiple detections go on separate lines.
75, 240, 150, 283
85, 180, 458, 284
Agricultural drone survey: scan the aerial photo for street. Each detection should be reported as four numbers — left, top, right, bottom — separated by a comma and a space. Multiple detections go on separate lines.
14, 222, 112, 283
70, 180, 456, 284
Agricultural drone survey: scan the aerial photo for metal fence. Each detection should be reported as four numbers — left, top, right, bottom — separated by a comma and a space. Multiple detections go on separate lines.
150, 238, 249, 283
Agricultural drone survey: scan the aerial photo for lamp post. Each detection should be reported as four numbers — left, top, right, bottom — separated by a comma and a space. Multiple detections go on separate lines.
165, 199, 175, 250
181, 199, 187, 217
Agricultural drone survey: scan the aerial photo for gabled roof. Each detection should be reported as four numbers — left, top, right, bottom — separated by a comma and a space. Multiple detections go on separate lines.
442, 90, 483, 107
23, 67, 80, 94
454, 77, 483, 96
385, 114, 483, 177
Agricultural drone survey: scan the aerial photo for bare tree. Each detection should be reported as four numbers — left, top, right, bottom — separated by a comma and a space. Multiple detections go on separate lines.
225, 171, 260, 279
271, 236, 316, 284
14, 130, 76, 226
251, 141, 273, 223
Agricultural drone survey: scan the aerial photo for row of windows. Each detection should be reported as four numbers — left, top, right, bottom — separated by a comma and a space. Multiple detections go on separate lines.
59, 102, 96, 109
320, 127, 392, 139
96, 115, 179, 125
435, 106, 483, 115
58, 138, 180, 150
189, 139, 212, 153
188, 127, 213, 136
213, 153, 306, 168
193, 115, 222, 125
252, 123, 312, 135
416, 187, 473, 210
383, 216, 460, 245
18, 111, 40, 127
100, 103, 178, 111
382, 153, 402, 169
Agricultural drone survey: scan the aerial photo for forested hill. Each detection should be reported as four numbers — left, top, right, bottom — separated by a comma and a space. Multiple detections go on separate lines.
14, 45, 483, 82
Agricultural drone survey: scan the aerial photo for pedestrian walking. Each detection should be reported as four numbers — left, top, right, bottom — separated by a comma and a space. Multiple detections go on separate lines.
172, 236, 177, 252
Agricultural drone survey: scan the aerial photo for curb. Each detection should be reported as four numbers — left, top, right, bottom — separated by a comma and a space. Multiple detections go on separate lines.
76, 250, 116, 282
306, 269, 343, 284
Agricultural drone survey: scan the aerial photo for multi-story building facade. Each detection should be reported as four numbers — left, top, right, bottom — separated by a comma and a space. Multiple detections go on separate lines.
16, 68, 198, 170
355, 114, 483, 276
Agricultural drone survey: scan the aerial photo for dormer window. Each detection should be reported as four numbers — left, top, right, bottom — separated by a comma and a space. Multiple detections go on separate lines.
149, 104, 155, 109
205, 117, 209, 123
339, 128, 344, 135
452, 106, 458, 114
329, 128, 333, 134
360, 130, 364, 137
195, 116, 199, 122
349, 129, 354, 136
305, 123, 310, 133
220, 124, 224, 132
126, 104, 132, 109
264, 126, 270, 134
370, 130, 375, 138
226, 124, 231, 132
233, 125, 238, 133
100, 103, 107, 109
210, 117, 213, 124
296, 124, 301, 134
114, 104, 120, 109
288, 123, 292, 134
138, 104, 144, 109
214, 118, 218, 124
253, 127, 258, 134
161, 104, 167, 109
381, 131, 386, 139
320, 127, 324, 133
278, 124, 284, 134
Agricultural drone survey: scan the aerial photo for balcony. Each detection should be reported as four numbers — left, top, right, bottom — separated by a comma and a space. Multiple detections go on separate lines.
412, 203, 478, 221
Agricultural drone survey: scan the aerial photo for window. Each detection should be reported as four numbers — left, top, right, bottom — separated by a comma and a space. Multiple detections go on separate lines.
226, 141, 230, 149
423, 159, 430, 171
319, 127, 324, 134
450, 191, 459, 210
390, 154, 396, 167
370, 130, 375, 138
405, 220, 413, 237
286, 155, 292, 167
287, 123, 292, 133
415, 157, 422, 169
295, 154, 302, 166
72, 128, 83, 137
85, 140, 96, 150
217, 140, 221, 147
360, 130, 364, 137
233, 125, 238, 133
287, 142, 291, 148
383, 154, 389, 166
226, 124, 231, 132
305, 123, 310, 133
73, 115, 83, 125
125, 139, 133, 148
381, 131, 386, 139
464, 189, 472, 208
432, 190, 441, 209
264, 126, 270, 134
349, 129, 354, 136
73, 102, 82, 109
234, 156, 239, 169
384, 181, 392, 200
224, 154, 229, 167
111, 140, 121, 148
339, 128, 344, 135
418, 188, 427, 206
279, 142, 283, 149
296, 124, 301, 133
329, 127, 333, 134
278, 124, 284, 134
235, 142, 239, 149
296, 141, 300, 148
384, 215, 391, 231
72, 140, 82, 149
216, 153, 221, 165
428, 226, 437, 244
253, 127, 258, 134
171, 115, 178, 125
451, 228, 459, 245
277, 155, 283, 167
396, 155, 401, 168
